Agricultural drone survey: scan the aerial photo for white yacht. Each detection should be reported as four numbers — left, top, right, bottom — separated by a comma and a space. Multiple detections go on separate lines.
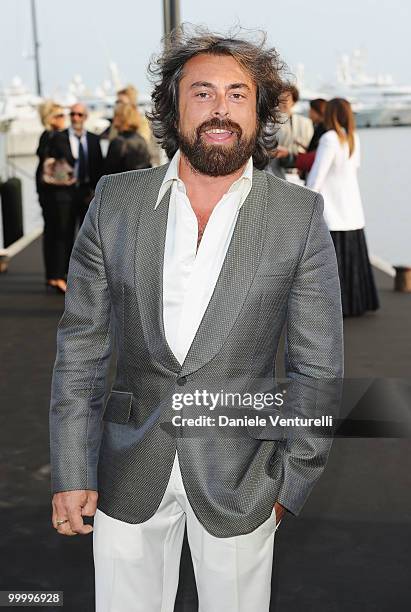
297, 50, 411, 127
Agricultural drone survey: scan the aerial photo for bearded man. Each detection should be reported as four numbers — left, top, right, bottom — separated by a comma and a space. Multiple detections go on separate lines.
49, 26, 343, 612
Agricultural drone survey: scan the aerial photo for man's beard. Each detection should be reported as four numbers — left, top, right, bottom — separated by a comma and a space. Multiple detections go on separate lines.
178, 118, 258, 177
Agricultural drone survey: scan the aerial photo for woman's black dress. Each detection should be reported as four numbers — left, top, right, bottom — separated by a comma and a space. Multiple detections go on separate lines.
36, 130, 75, 281
330, 228, 379, 317
104, 130, 151, 175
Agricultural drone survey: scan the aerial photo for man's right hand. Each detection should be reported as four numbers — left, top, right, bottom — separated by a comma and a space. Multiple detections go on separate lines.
52, 490, 98, 536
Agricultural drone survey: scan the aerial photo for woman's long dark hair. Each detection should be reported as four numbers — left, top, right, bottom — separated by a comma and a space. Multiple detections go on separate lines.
324, 98, 356, 156
147, 24, 290, 169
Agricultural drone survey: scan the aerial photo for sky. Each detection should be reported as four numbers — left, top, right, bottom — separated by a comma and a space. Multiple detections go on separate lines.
0, 0, 410, 98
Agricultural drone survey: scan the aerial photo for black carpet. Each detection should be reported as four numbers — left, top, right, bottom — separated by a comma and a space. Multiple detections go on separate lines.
0, 237, 410, 611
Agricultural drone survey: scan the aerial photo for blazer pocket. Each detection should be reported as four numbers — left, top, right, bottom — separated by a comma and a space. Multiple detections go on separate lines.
103, 390, 133, 424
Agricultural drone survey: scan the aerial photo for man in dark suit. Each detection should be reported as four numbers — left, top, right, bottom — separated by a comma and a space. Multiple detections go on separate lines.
51, 103, 103, 229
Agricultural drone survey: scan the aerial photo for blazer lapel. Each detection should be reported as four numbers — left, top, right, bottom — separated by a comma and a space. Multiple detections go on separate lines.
180, 167, 268, 377
134, 164, 181, 373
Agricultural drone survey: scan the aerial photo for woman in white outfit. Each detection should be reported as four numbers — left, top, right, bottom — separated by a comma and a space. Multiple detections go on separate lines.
306, 98, 379, 317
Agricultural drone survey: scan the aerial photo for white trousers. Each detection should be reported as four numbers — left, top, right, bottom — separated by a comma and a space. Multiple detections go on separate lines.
93, 452, 280, 612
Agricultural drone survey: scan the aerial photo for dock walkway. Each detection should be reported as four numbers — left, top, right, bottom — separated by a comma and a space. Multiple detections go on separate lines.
0, 236, 410, 611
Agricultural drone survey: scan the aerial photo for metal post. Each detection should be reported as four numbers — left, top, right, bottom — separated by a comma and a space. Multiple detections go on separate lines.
30, 0, 42, 97
163, 0, 180, 38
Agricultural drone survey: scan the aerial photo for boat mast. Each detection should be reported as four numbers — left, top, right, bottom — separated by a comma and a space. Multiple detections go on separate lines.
30, 0, 42, 96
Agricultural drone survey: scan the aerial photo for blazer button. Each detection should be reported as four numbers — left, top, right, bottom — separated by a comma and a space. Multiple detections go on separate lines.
176, 376, 187, 386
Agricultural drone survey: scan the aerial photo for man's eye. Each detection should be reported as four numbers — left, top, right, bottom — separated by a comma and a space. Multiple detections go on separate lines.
195, 92, 209, 98
231, 93, 245, 100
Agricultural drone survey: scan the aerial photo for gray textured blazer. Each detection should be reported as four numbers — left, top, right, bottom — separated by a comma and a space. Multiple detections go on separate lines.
49, 163, 344, 538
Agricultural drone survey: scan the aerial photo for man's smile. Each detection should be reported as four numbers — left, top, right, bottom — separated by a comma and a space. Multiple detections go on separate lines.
202, 128, 236, 143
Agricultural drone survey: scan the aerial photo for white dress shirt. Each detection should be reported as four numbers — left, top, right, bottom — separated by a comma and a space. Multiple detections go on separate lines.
155, 149, 253, 365
306, 129, 365, 231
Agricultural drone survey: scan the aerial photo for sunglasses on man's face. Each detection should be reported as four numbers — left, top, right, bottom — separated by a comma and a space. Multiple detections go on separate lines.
70, 112, 85, 118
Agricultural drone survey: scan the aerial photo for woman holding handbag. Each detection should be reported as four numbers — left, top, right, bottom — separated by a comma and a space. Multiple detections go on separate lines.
36, 102, 75, 294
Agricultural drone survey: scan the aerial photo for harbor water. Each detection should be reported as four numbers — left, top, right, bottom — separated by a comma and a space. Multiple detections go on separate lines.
3, 126, 410, 266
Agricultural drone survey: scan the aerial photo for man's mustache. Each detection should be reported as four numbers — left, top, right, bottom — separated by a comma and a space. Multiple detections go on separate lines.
196, 119, 242, 138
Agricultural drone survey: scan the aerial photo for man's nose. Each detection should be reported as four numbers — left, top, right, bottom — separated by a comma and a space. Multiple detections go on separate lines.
211, 93, 229, 118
